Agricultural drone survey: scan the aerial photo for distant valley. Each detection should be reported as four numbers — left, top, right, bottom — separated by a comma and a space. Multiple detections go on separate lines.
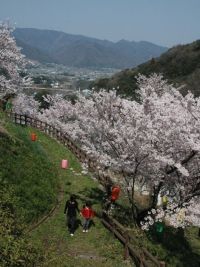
13, 28, 168, 69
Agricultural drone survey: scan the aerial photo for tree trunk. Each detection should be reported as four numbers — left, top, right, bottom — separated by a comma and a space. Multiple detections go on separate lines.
126, 187, 138, 226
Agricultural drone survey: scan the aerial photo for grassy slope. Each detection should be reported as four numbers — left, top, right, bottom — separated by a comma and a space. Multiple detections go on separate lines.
29, 129, 131, 267
1, 113, 199, 266
0, 114, 59, 223
0, 113, 130, 267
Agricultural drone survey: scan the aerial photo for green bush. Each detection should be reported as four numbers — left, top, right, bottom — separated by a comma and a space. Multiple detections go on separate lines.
0, 186, 42, 267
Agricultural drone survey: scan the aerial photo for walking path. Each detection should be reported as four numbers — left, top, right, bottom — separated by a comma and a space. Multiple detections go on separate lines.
29, 129, 132, 267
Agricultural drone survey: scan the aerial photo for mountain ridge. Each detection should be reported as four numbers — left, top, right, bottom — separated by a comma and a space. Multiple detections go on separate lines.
91, 39, 200, 98
13, 27, 168, 68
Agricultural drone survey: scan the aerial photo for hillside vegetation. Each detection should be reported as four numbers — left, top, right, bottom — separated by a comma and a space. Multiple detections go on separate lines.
92, 40, 200, 98
0, 113, 129, 267
0, 113, 60, 266
1, 113, 200, 266
0, 113, 59, 223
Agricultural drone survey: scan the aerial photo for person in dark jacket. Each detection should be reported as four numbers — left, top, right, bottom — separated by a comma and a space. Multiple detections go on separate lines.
64, 195, 79, 236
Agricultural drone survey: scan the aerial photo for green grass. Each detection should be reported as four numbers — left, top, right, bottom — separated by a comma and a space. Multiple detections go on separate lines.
111, 195, 200, 266
1, 112, 199, 266
133, 226, 200, 267
28, 125, 199, 267
28, 128, 131, 267
0, 119, 59, 223
0, 113, 131, 266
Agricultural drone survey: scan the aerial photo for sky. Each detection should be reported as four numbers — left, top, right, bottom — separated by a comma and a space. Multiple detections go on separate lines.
0, 0, 199, 48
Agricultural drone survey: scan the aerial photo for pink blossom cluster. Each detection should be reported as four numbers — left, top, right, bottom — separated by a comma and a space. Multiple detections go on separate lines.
141, 197, 200, 230
0, 22, 31, 99
13, 73, 200, 228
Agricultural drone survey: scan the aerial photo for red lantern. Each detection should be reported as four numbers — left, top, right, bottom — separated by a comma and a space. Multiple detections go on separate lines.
111, 185, 120, 201
31, 133, 37, 141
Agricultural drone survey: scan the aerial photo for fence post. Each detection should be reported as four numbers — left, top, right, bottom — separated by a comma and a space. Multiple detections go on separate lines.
88, 158, 92, 170
139, 252, 145, 267
24, 114, 27, 126
124, 230, 130, 260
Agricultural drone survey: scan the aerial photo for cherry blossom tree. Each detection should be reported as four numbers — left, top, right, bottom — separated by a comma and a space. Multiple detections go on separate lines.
12, 93, 40, 117
13, 74, 200, 227
141, 197, 200, 230
0, 22, 29, 101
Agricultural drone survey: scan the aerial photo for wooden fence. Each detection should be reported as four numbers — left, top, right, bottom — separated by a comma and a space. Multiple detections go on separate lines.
8, 112, 111, 186
101, 212, 166, 267
8, 112, 166, 267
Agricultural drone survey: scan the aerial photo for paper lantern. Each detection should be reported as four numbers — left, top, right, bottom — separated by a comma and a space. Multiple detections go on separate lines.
111, 186, 120, 201
61, 159, 68, 169
162, 196, 168, 204
31, 133, 37, 141
155, 222, 164, 233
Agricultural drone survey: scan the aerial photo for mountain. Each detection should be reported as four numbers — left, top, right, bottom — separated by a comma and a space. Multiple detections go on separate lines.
13, 28, 167, 68
92, 40, 200, 98
15, 38, 55, 63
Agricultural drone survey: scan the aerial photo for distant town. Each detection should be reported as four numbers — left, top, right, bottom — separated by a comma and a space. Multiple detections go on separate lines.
24, 63, 120, 97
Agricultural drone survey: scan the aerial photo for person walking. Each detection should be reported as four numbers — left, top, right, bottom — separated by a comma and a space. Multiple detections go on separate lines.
80, 202, 95, 232
64, 195, 79, 236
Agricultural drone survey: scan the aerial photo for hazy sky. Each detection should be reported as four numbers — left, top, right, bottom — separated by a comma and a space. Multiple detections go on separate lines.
0, 0, 199, 47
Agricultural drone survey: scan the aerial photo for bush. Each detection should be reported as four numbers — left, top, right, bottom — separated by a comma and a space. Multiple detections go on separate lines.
0, 186, 42, 267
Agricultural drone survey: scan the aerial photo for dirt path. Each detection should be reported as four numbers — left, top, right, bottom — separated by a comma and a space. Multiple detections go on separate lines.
26, 188, 65, 233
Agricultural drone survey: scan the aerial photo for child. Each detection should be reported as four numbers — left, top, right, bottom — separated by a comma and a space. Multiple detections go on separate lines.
80, 202, 95, 232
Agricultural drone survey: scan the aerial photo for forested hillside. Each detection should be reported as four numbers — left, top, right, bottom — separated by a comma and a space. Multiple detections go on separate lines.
92, 40, 200, 98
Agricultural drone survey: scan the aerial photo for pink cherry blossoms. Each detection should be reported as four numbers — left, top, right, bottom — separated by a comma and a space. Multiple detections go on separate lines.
0, 22, 29, 99
13, 73, 200, 227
